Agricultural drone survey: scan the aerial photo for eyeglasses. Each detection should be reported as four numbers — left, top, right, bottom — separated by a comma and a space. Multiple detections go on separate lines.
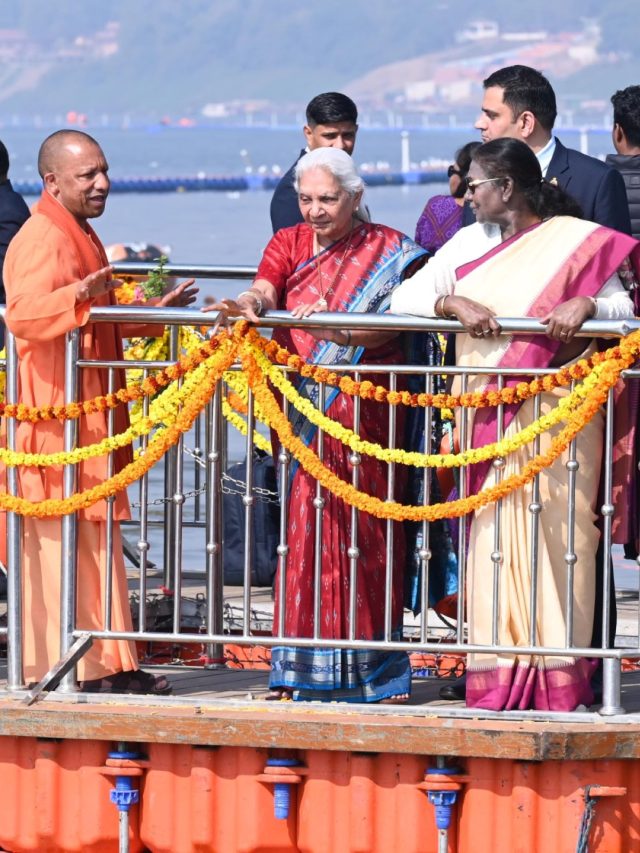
447, 165, 461, 178
464, 177, 503, 194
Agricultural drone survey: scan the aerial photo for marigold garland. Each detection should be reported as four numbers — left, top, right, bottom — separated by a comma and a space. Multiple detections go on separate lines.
0, 342, 237, 516
1, 316, 638, 519
248, 326, 640, 410
0, 329, 231, 422
240, 344, 625, 521
248, 336, 611, 468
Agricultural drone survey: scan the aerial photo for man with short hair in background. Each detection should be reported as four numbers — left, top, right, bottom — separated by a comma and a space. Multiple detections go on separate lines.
270, 91, 359, 233
0, 139, 30, 346
467, 64, 631, 234
607, 85, 640, 240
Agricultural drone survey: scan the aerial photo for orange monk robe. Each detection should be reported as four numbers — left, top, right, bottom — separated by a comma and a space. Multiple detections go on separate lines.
3, 192, 161, 682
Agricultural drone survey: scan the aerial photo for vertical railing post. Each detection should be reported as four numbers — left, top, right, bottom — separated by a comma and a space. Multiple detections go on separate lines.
204, 382, 224, 666
600, 386, 624, 715
5, 330, 23, 688
162, 324, 180, 589
58, 328, 81, 693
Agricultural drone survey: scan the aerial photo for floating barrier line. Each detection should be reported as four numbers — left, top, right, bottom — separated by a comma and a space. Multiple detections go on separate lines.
15, 170, 449, 197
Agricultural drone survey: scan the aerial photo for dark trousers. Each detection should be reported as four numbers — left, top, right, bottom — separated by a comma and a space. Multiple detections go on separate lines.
590, 540, 617, 650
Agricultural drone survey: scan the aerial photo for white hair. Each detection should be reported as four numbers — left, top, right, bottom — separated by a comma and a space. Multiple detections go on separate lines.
294, 147, 364, 196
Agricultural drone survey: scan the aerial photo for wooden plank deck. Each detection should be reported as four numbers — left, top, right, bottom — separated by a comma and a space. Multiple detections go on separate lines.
0, 555, 639, 761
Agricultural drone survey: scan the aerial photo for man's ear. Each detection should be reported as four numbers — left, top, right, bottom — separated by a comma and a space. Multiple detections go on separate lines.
303, 124, 313, 146
612, 123, 625, 148
518, 111, 537, 140
43, 172, 59, 197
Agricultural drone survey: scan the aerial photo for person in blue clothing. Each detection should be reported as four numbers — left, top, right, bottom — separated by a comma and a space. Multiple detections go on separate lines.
269, 92, 359, 233
465, 64, 631, 235
0, 139, 30, 348
0, 140, 30, 299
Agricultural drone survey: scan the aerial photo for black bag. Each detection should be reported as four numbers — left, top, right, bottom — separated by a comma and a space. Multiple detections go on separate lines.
223, 449, 280, 586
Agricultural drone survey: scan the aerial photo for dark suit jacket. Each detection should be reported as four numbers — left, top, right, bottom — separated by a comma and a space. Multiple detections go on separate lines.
546, 138, 631, 233
0, 178, 30, 302
269, 149, 305, 233
462, 138, 632, 234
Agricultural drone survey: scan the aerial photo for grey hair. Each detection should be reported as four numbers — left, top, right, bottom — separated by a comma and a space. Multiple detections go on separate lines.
294, 147, 364, 196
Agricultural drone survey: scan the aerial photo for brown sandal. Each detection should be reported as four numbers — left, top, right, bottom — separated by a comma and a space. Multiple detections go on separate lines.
81, 669, 172, 695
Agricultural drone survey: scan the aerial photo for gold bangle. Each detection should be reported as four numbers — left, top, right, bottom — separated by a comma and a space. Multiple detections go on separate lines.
437, 294, 453, 319
237, 290, 263, 316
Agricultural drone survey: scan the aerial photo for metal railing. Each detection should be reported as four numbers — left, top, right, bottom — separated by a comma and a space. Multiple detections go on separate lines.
2, 290, 640, 717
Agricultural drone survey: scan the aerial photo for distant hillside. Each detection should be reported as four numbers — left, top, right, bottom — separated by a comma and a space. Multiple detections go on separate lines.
0, 0, 635, 115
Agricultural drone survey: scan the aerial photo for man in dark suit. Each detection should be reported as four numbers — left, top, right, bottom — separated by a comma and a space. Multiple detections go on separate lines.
460, 65, 631, 234
441, 66, 629, 703
269, 92, 359, 233
0, 139, 30, 346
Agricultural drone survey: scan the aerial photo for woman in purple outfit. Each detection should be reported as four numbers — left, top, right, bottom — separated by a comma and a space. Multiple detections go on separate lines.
415, 141, 481, 253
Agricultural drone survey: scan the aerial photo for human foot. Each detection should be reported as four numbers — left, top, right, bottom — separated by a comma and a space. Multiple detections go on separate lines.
264, 688, 294, 701
378, 693, 410, 704
80, 669, 172, 695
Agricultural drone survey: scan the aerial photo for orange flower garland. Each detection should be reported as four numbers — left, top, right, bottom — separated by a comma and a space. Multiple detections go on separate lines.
239, 342, 625, 522
248, 326, 640, 410
0, 342, 237, 517
0, 330, 231, 423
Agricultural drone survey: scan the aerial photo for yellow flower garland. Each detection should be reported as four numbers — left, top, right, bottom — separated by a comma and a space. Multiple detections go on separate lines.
0, 317, 637, 519
240, 343, 625, 521
0, 342, 237, 516
247, 335, 607, 469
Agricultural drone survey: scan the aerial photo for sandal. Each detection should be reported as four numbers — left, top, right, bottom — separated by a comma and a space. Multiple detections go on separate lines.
264, 688, 293, 701
81, 669, 173, 696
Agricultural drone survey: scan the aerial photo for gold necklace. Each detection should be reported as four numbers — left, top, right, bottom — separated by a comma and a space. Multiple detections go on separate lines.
314, 226, 355, 311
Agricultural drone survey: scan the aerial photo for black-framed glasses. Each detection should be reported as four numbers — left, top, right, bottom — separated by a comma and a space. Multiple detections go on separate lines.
447, 164, 461, 178
464, 177, 503, 194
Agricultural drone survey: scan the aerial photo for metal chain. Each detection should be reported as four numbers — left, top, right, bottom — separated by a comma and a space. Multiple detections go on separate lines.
131, 446, 279, 508
221, 472, 280, 505
130, 487, 207, 508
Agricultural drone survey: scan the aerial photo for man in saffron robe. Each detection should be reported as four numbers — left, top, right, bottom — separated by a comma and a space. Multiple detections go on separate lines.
3, 130, 196, 693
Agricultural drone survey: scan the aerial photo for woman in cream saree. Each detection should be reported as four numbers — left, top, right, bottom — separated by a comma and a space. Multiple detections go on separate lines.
391, 138, 639, 710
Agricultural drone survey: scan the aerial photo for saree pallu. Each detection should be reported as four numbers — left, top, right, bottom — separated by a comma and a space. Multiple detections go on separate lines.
268, 223, 426, 702
415, 195, 463, 254
452, 217, 639, 711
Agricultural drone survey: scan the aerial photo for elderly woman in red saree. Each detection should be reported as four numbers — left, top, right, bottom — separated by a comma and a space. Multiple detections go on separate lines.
205, 147, 430, 702
391, 138, 640, 711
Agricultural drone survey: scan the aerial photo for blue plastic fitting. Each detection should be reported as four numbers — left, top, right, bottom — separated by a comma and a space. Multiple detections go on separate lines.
425, 766, 461, 831
108, 749, 141, 814
266, 757, 299, 820
428, 789, 458, 830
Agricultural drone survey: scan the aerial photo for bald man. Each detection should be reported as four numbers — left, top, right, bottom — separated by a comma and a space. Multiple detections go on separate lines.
4, 130, 195, 694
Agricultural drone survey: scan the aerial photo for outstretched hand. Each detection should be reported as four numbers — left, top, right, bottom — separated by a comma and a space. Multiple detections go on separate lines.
201, 296, 261, 332
153, 279, 199, 308
76, 265, 117, 303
